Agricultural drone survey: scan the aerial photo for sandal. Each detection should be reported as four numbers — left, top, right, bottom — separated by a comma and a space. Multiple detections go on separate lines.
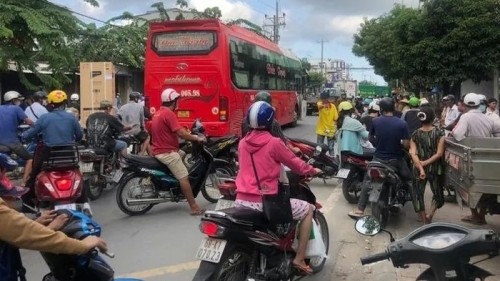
190, 208, 206, 216
348, 211, 364, 219
461, 216, 486, 225
293, 263, 313, 275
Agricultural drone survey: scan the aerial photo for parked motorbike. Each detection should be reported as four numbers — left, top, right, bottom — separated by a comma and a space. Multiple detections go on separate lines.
366, 161, 411, 228
79, 146, 120, 201
338, 150, 374, 204
114, 119, 217, 216
0, 125, 36, 179
288, 138, 339, 183
40, 209, 143, 281
182, 134, 239, 203
192, 172, 331, 281
355, 215, 499, 281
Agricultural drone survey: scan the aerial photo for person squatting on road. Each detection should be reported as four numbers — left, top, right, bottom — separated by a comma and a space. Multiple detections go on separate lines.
150, 88, 206, 216
235, 101, 321, 275
409, 106, 445, 224
316, 91, 338, 155
348, 97, 413, 218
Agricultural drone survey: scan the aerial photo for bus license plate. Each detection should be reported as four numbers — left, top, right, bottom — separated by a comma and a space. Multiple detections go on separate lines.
195, 237, 227, 263
215, 199, 235, 210
177, 111, 190, 118
113, 170, 123, 183
79, 162, 94, 173
54, 203, 77, 211
335, 168, 350, 179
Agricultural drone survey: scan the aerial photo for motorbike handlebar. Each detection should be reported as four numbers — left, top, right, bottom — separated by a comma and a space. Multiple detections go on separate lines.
88, 249, 115, 259
360, 251, 390, 265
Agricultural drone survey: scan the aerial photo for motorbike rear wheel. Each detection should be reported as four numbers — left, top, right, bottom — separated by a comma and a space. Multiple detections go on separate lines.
206, 247, 252, 281
116, 175, 155, 216
308, 211, 330, 272
342, 171, 362, 204
85, 175, 104, 201
201, 165, 235, 203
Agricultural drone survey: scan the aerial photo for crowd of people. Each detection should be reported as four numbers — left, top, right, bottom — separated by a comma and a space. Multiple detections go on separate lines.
314, 91, 500, 225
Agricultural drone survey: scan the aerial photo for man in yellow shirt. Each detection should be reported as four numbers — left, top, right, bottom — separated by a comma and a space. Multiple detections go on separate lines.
316, 91, 338, 155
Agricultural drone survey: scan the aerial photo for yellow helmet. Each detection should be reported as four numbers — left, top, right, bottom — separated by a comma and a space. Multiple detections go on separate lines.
47, 90, 68, 104
338, 101, 353, 112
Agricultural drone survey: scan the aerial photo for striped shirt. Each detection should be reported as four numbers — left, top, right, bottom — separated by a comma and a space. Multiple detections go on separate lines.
241, 119, 287, 144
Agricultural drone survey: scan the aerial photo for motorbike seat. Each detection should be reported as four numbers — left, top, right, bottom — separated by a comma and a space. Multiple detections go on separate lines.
221, 207, 269, 226
288, 137, 318, 148
125, 154, 166, 170
342, 151, 373, 160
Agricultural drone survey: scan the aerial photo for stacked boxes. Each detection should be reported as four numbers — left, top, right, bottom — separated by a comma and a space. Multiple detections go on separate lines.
79, 62, 115, 127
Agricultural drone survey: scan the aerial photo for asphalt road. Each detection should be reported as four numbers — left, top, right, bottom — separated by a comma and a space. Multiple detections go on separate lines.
22, 116, 342, 280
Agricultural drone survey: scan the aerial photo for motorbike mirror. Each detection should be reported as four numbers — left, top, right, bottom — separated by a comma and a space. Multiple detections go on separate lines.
314, 145, 322, 156
355, 215, 381, 236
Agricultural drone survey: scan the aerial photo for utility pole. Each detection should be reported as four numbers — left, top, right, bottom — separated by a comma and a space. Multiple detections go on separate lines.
318, 38, 329, 75
263, 0, 286, 43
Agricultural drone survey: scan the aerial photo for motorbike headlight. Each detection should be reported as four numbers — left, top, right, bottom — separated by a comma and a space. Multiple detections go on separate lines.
411, 232, 466, 250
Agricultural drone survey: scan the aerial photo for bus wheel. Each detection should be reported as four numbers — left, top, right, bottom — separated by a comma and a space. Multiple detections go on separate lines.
290, 108, 298, 127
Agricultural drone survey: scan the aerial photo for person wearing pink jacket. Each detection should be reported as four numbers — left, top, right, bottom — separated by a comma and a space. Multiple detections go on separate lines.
235, 101, 321, 275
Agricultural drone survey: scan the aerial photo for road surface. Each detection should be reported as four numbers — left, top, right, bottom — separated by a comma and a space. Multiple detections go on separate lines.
22, 116, 500, 280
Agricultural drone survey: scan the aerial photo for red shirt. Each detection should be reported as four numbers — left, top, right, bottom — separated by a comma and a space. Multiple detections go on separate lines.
151, 107, 182, 155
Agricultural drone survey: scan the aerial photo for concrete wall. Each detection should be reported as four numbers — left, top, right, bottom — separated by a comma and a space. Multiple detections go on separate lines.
460, 70, 499, 101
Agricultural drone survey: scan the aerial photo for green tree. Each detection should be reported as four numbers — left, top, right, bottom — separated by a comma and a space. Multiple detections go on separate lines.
359, 80, 377, 86
307, 72, 325, 86
300, 59, 311, 72
0, 0, 98, 90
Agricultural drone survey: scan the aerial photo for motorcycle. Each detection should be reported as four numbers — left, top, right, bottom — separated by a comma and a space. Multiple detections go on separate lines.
182, 134, 239, 203
113, 119, 217, 216
288, 138, 339, 183
28, 144, 91, 215
213, 144, 337, 211
366, 160, 411, 228
0, 125, 37, 179
192, 171, 332, 281
40, 209, 144, 281
338, 150, 373, 204
355, 215, 499, 281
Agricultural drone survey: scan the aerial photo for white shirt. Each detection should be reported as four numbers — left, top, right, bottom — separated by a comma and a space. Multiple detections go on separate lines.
485, 110, 500, 123
24, 102, 48, 122
444, 105, 460, 127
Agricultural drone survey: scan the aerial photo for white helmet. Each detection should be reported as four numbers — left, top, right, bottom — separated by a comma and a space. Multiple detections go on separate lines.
161, 88, 181, 103
477, 94, 487, 101
3, 91, 23, 102
368, 101, 380, 112
464, 93, 480, 107
70, 93, 79, 101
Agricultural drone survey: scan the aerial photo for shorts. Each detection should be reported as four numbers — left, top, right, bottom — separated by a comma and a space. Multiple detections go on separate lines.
154, 151, 188, 180
234, 198, 312, 221
113, 140, 128, 153
0, 143, 33, 160
134, 131, 149, 143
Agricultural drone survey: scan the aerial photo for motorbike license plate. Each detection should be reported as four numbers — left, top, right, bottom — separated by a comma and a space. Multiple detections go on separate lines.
195, 237, 227, 263
177, 111, 190, 118
79, 162, 94, 173
215, 199, 235, 210
335, 168, 350, 179
54, 203, 77, 211
113, 170, 123, 183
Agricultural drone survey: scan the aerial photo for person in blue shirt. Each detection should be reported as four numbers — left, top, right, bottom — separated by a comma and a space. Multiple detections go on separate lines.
22, 90, 84, 208
349, 97, 413, 218
0, 91, 35, 186
336, 101, 370, 156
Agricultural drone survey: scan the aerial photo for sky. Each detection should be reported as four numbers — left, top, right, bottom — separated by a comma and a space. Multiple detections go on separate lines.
52, 0, 424, 85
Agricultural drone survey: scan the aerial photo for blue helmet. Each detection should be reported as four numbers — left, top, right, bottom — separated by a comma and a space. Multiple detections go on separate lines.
246, 101, 275, 129
319, 91, 329, 99
0, 154, 18, 171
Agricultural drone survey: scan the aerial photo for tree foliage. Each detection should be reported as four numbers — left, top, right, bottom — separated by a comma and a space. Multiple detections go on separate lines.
352, 0, 500, 93
359, 80, 377, 86
0, 0, 98, 90
307, 72, 325, 86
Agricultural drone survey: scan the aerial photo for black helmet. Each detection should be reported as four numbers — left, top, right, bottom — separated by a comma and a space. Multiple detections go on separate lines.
33, 91, 47, 101
379, 97, 395, 112
254, 91, 272, 104
320, 91, 329, 99
129, 91, 142, 100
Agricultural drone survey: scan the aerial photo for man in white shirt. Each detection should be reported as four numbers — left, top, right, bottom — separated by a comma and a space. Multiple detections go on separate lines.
24, 91, 48, 122
443, 94, 460, 136
485, 97, 500, 123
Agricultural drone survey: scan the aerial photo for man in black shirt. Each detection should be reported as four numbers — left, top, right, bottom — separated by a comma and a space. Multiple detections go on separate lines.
86, 100, 132, 156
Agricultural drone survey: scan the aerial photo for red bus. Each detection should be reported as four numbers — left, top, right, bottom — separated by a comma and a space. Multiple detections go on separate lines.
144, 19, 306, 137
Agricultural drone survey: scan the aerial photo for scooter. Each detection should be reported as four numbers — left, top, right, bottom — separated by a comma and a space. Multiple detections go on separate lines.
355, 215, 499, 281
0, 125, 37, 179
41, 209, 144, 281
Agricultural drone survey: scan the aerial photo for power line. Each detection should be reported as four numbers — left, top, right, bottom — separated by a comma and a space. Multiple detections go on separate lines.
46, 0, 117, 26
263, 0, 286, 43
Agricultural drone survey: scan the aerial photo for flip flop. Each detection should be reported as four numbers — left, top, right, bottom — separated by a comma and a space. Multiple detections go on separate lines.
190, 208, 206, 216
348, 211, 364, 219
461, 216, 486, 225
293, 263, 313, 275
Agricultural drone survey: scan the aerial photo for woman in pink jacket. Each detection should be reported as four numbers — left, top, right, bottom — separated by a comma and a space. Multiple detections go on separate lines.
235, 101, 321, 274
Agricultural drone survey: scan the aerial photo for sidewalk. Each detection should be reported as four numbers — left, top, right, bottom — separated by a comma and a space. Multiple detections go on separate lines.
331, 189, 500, 280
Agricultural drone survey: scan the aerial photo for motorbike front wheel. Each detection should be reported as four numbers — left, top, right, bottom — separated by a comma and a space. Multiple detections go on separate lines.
342, 171, 363, 204
85, 176, 104, 201
116, 175, 155, 216
201, 165, 235, 203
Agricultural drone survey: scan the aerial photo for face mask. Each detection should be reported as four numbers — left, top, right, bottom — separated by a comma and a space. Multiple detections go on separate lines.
479, 105, 486, 113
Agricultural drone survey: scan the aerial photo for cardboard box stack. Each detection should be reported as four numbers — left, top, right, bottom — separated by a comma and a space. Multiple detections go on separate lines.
79, 62, 116, 127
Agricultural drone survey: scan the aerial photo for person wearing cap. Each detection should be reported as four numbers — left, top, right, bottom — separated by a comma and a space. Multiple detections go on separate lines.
336, 101, 370, 156
68, 93, 80, 112
398, 97, 410, 114
401, 97, 422, 136
86, 100, 133, 158
0, 91, 35, 186
118, 92, 151, 155
24, 91, 49, 123
151, 88, 206, 216
441, 95, 459, 136
316, 91, 338, 155
360, 101, 379, 132
452, 93, 500, 225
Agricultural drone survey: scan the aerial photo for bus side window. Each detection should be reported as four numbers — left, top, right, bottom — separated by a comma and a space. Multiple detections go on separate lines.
230, 41, 237, 54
